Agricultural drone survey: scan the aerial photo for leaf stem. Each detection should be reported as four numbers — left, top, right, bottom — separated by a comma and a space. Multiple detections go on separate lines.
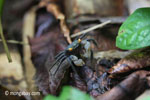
0, 19, 12, 62
0, 39, 27, 45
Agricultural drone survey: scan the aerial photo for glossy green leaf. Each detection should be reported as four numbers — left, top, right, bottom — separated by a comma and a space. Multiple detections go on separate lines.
116, 8, 150, 50
43, 86, 94, 100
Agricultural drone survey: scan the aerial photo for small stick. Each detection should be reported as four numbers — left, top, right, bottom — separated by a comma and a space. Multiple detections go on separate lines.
71, 20, 111, 38
0, 39, 27, 45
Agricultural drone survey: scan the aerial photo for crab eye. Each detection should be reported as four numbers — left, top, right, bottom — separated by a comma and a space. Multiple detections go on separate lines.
78, 39, 81, 43
68, 48, 73, 51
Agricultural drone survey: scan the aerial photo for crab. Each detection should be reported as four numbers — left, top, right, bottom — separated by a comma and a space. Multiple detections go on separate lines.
49, 34, 97, 75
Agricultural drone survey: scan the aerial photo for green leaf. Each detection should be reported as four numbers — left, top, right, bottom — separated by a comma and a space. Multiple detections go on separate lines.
144, 96, 150, 100
44, 95, 58, 100
116, 7, 150, 50
60, 86, 94, 100
43, 86, 94, 100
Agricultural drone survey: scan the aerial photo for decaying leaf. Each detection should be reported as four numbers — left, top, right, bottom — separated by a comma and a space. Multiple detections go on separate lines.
30, 26, 67, 95
108, 47, 150, 77
38, 0, 72, 44
96, 70, 150, 100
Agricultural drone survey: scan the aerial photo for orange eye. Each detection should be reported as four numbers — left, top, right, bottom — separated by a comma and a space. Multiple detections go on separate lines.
78, 39, 81, 43
68, 48, 73, 51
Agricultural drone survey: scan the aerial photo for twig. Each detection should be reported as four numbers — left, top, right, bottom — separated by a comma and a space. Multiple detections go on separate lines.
71, 20, 111, 38
67, 16, 126, 24
0, 39, 27, 45
0, 19, 12, 62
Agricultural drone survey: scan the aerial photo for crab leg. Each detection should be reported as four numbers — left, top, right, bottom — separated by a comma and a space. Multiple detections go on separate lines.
54, 51, 65, 59
49, 53, 65, 71
53, 56, 67, 75
86, 38, 98, 47
90, 49, 94, 62
81, 40, 91, 58
67, 56, 78, 75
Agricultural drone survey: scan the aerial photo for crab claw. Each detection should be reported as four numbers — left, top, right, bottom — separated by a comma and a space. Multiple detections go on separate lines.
70, 55, 85, 66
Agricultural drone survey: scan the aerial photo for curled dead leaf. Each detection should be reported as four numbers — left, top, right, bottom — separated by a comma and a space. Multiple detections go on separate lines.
108, 47, 150, 77
39, 0, 72, 44
96, 70, 150, 100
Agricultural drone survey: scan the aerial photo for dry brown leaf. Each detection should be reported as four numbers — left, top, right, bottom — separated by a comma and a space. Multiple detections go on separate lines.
108, 47, 150, 77
30, 26, 67, 95
39, 0, 72, 44
96, 70, 150, 100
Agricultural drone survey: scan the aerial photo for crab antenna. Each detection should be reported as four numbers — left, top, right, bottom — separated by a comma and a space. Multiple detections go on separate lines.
79, 33, 88, 39
73, 32, 87, 40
